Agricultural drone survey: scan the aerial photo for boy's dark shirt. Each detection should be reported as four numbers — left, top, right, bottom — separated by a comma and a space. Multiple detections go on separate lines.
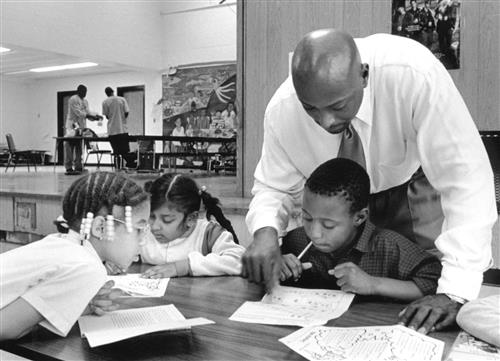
281, 220, 442, 295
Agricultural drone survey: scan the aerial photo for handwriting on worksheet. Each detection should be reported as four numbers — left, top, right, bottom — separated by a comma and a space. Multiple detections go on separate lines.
280, 325, 444, 361
108, 274, 169, 297
229, 285, 354, 327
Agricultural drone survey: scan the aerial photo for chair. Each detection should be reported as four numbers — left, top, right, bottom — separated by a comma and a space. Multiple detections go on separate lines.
5, 133, 46, 172
82, 128, 112, 169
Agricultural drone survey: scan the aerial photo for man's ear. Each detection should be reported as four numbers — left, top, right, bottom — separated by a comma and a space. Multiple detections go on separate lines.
91, 215, 106, 240
353, 207, 369, 227
361, 63, 369, 87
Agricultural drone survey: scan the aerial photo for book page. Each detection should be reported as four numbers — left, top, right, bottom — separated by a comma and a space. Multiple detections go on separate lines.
108, 273, 169, 297
78, 304, 214, 347
447, 331, 500, 361
229, 285, 354, 327
279, 325, 444, 361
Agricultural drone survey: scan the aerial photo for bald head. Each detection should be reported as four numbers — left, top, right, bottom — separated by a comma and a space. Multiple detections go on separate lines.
290, 29, 368, 134
292, 29, 360, 92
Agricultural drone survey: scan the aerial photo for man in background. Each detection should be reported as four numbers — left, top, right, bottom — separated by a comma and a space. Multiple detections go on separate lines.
102, 87, 136, 169
64, 84, 102, 175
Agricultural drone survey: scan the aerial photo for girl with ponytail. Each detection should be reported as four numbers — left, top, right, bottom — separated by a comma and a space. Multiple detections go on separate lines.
141, 173, 245, 279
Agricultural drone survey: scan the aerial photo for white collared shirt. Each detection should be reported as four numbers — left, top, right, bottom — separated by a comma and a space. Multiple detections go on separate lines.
246, 33, 497, 301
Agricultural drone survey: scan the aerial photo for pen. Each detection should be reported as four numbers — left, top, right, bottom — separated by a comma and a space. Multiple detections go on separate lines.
297, 241, 313, 260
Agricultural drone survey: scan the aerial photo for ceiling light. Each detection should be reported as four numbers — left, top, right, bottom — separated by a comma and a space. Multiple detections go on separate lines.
0, 47, 11, 53
29, 62, 98, 73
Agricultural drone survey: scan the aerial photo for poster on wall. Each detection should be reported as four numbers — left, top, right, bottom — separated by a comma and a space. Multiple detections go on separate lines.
161, 64, 237, 139
15, 201, 36, 231
391, 0, 461, 69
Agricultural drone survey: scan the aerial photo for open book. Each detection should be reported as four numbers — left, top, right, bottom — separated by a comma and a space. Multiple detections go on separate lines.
280, 324, 444, 361
78, 304, 214, 347
229, 285, 354, 327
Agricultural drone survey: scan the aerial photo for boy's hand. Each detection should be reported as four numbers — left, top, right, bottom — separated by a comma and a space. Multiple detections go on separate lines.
104, 260, 126, 275
329, 262, 376, 295
87, 280, 127, 316
279, 254, 312, 282
141, 263, 177, 279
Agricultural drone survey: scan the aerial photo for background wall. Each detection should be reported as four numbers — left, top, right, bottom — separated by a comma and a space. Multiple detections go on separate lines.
161, 1, 237, 67
0, 1, 237, 157
240, 0, 500, 199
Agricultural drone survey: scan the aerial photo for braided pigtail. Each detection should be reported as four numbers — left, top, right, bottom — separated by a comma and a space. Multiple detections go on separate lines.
199, 188, 239, 244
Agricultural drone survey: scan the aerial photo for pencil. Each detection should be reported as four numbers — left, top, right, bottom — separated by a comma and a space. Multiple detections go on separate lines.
297, 241, 313, 260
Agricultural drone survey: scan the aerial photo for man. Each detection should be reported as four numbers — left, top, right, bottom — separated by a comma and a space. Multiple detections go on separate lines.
403, 0, 423, 42
64, 84, 102, 175
102, 87, 136, 169
420, 0, 435, 49
242, 29, 496, 334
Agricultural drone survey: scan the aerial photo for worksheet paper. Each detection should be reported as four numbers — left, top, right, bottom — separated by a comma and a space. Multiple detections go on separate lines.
78, 304, 214, 347
108, 274, 169, 297
279, 324, 444, 361
447, 331, 500, 361
229, 286, 354, 327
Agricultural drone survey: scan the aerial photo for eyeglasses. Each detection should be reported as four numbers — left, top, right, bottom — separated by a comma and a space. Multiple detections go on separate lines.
113, 218, 150, 236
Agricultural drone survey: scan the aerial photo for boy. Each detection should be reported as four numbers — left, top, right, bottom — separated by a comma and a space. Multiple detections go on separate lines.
280, 158, 441, 301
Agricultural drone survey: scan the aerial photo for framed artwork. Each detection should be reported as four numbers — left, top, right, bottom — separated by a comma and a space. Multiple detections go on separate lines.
161, 64, 237, 139
15, 201, 36, 231
391, 0, 461, 69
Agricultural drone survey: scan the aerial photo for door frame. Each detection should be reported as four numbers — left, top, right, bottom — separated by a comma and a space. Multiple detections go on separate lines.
117, 85, 145, 135
56, 90, 77, 165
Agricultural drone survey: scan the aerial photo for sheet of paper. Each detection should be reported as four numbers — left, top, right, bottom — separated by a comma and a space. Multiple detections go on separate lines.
78, 304, 214, 347
279, 325, 444, 361
108, 273, 169, 297
229, 285, 354, 327
447, 331, 500, 361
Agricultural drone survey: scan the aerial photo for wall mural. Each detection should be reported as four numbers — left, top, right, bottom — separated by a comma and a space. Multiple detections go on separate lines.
161, 63, 237, 171
391, 0, 461, 69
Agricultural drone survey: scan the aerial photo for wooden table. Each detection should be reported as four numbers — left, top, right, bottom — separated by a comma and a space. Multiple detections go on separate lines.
1, 264, 459, 360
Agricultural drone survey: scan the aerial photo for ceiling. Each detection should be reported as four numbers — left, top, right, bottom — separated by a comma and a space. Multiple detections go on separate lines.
0, 44, 137, 82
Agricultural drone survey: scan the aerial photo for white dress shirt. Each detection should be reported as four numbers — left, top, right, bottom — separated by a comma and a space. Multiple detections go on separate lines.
65, 94, 90, 135
246, 33, 497, 301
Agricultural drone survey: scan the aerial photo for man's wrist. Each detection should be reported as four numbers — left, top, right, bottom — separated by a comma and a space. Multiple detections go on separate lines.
444, 293, 467, 304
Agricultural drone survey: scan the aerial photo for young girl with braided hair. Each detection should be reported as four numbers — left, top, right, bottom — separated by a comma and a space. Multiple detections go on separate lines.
140, 173, 245, 279
0, 172, 150, 341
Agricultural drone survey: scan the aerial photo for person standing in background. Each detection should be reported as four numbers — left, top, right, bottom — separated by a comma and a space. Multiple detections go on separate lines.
102, 87, 136, 169
64, 84, 102, 175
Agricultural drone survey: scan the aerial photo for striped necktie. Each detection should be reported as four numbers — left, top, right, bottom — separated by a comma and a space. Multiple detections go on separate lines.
337, 123, 366, 169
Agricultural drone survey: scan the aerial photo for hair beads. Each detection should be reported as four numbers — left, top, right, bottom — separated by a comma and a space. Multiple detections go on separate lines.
125, 206, 133, 233
106, 215, 115, 242
82, 212, 94, 242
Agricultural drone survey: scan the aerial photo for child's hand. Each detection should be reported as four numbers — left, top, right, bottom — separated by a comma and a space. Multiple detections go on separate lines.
87, 280, 127, 316
141, 263, 177, 279
328, 262, 376, 295
104, 260, 126, 275
279, 254, 312, 282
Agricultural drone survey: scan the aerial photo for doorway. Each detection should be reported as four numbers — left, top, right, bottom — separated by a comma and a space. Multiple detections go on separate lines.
117, 85, 145, 153
56, 90, 77, 165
